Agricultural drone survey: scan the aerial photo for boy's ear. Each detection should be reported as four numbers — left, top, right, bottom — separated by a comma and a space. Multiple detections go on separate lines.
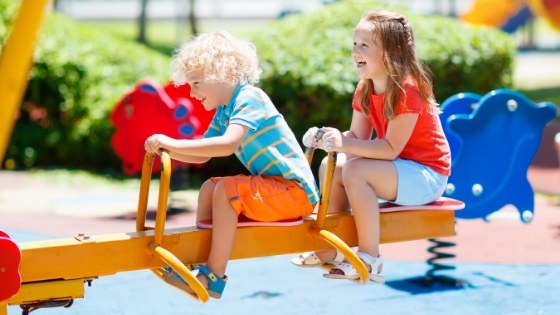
226, 68, 234, 81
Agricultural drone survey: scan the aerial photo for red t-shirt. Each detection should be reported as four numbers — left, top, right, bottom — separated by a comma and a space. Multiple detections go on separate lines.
351, 82, 451, 176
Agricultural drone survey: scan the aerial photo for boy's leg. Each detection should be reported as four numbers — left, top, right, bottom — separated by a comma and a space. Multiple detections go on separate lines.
196, 179, 216, 221
204, 180, 238, 280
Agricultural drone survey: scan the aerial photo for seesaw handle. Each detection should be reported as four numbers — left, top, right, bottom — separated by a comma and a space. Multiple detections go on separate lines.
136, 150, 171, 247
136, 152, 155, 232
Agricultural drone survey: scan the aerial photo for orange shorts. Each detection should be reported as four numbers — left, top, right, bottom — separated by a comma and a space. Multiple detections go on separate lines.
210, 175, 315, 222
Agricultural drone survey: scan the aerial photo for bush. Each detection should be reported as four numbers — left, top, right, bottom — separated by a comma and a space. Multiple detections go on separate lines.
252, 0, 516, 141
2, 0, 516, 177
1, 2, 170, 170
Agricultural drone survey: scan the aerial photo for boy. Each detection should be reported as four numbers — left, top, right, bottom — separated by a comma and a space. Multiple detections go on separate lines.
144, 30, 319, 299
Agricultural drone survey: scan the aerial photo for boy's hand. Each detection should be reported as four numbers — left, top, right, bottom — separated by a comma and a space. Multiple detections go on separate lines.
144, 134, 173, 154
302, 127, 325, 148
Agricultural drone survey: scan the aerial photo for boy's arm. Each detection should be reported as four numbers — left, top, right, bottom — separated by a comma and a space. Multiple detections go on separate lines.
145, 124, 248, 159
167, 152, 210, 164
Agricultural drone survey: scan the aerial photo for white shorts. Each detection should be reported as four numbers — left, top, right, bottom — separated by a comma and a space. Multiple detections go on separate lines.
392, 158, 448, 206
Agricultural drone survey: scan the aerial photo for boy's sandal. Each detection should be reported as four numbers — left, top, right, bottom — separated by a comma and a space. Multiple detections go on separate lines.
160, 266, 198, 299
323, 252, 385, 284
197, 264, 228, 299
160, 265, 228, 299
291, 248, 351, 267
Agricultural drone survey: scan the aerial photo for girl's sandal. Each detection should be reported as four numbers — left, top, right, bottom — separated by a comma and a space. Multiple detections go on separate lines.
161, 265, 228, 299
323, 252, 385, 284
291, 248, 356, 267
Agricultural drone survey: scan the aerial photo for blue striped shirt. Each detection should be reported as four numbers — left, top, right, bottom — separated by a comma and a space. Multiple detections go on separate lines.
204, 85, 319, 204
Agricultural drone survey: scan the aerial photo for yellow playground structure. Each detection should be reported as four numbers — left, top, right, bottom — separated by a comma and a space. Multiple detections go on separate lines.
462, 0, 560, 31
0, 1, 464, 314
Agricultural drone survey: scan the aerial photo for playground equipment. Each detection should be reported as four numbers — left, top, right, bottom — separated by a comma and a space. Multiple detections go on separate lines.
0, 147, 464, 313
441, 89, 557, 223
111, 80, 214, 175
462, 0, 560, 33
0, 0, 50, 165
419, 88, 557, 286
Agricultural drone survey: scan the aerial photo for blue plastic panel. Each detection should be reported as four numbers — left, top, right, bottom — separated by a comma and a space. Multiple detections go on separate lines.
440, 89, 557, 223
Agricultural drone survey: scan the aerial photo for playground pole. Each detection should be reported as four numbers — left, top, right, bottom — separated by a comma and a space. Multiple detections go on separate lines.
0, 0, 51, 167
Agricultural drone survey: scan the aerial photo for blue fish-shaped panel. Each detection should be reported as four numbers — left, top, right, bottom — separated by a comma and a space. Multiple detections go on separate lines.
440, 89, 557, 223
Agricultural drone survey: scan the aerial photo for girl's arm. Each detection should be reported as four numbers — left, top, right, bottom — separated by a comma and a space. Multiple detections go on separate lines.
348, 110, 374, 140
344, 113, 418, 160
342, 110, 374, 160
145, 123, 249, 161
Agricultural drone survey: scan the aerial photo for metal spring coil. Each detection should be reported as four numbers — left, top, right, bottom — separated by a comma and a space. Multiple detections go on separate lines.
425, 238, 456, 278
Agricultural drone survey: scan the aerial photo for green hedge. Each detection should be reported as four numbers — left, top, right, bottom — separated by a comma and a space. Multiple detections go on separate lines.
1, 0, 515, 175
1, 2, 170, 170
252, 0, 516, 139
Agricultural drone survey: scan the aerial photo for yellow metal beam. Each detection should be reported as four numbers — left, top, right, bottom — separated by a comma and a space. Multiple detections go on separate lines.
4, 279, 85, 305
0, 0, 51, 165
17, 210, 454, 284
3, 208, 454, 309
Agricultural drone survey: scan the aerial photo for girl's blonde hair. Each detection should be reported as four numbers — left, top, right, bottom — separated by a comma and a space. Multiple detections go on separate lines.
170, 30, 261, 86
357, 10, 436, 119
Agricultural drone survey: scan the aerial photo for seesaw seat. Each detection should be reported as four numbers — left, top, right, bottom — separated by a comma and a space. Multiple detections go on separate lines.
197, 216, 304, 229
196, 197, 465, 228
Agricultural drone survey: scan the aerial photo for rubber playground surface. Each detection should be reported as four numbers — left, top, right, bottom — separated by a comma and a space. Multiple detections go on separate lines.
1, 166, 560, 315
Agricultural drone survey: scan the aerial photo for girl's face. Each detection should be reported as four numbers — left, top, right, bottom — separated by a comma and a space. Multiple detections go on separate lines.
186, 70, 234, 111
352, 20, 386, 81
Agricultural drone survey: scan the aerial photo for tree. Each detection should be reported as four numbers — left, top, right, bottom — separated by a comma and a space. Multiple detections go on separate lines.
137, 0, 149, 44
188, 0, 198, 36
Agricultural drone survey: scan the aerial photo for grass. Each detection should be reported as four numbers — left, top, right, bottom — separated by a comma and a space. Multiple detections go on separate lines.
519, 86, 560, 110
28, 168, 145, 188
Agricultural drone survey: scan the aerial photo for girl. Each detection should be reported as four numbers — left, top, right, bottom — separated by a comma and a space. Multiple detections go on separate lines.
292, 10, 451, 283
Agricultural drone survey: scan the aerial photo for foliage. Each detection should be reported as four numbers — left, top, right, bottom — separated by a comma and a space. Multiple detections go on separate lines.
252, 0, 516, 141
1, 0, 518, 175
0, 0, 17, 39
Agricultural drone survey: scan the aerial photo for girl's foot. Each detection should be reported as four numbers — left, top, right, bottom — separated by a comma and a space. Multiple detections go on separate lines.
324, 252, 384, 283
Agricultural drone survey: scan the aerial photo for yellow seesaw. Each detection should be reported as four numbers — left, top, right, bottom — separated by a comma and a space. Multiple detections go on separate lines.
0, 148, 464, 314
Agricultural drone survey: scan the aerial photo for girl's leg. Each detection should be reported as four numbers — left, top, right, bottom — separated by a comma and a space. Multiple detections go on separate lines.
341, 158, 397, 272
196, 179, 216, 222
201, 180, 238, 285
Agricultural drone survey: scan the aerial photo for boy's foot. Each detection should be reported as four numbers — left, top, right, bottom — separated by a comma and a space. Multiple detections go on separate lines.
160, 265, 228, 299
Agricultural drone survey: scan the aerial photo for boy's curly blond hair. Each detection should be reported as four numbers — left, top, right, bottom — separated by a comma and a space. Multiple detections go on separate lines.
170, 30, 261, 86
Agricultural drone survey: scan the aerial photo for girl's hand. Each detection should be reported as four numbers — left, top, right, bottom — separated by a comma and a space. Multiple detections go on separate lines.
321, 127, 343, 152
144, 134, 174, 154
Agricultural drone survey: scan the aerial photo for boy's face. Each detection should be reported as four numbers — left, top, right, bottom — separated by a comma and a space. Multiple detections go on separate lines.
186, 70, 234, 111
